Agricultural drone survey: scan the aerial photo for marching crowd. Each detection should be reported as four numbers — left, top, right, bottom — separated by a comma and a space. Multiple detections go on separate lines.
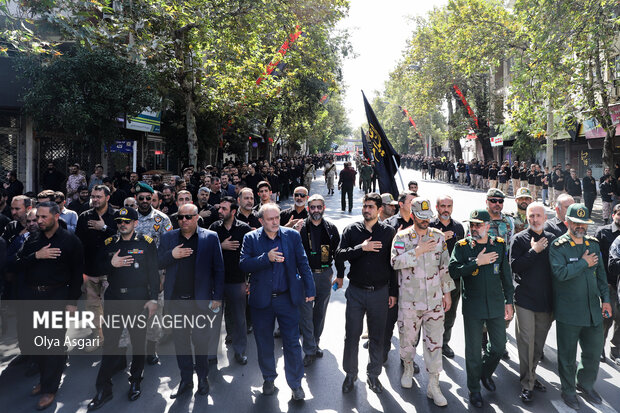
0, 155, 617, 412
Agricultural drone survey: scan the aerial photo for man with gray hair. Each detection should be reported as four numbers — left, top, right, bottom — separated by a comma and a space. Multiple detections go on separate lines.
298, 194, 344, 367
543, 194, 575, 240
510, 202, 554, 403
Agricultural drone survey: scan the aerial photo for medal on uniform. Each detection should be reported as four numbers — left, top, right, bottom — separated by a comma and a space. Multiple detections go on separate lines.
493, 263, 500, 274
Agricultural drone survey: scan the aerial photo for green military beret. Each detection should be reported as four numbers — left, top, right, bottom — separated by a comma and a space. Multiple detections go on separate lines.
466, 208, 491, 223
565, 203, 593, 224
486, 188, 505, 199
135, 181, 154, 194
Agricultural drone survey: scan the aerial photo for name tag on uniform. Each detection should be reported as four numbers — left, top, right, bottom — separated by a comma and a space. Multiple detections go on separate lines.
394, 241, 405, 250
569, 257, 578, 262
493, 263, 500, 274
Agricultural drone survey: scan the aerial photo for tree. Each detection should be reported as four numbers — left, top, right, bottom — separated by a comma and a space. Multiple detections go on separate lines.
18, 47, 159, 143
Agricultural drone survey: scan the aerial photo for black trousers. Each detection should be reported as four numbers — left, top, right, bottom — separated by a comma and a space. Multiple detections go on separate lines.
584, 193, 596, 216
96, 300, 147, 391
341, 185, 354, 211
343, 284, 388, 378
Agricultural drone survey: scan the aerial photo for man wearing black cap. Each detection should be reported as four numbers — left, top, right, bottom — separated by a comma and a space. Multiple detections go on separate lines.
87, 207, 159, 410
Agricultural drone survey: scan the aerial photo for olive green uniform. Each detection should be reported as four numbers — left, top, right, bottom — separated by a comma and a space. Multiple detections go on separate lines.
549, 233, 610, 396
449, 236, 514, 393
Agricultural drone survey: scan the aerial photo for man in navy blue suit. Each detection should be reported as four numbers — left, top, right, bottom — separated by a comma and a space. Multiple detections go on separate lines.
240, 203, 316, 401
158, 203, 225, 399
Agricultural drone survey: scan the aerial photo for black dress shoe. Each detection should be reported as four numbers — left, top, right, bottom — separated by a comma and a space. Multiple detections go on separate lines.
363, 341, 369, 349
534, 379, 547, 392
520, 389, 533, 403
576, 384, 602, 404
413, 361, 420, 374
146, 354, 159, 365
366, 376, 383, 394
128, 382, 141, 401
291, 387, 305, 401
442, 343, 455, 358
315, 348, 323, 358
273, 329, 281, 338
197, 378, 209, 395
303, 354, 316, 367
263, 380, 276, 396
342, 374, 356, 393
170, 381, 194, 399
561, 392, 580, 410
502, 350, 510, 360
87, 389, 113, 411
481, 376, 496, 392
469, 391, 483, 408
225, 336, 232, 344
234, 353, 248, 365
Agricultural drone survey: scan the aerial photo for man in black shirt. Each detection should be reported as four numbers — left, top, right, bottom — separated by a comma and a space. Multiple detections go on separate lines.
510, 202, 554, 403
209, 197, 252, 365
67, 185, 91, 215
582, 168, 597, 215
236, 188, 261, 229
336, 193, 397, 394
160, 185, 177, 216
338, 162, 357, 212
41, 162, 65, 192
87, 207, 159, 410
280, 186, 309, 229
298, 194, 344, 367
17, 202, 83, 410
595, 204, 620, 362
196, 187, 218, 228
75, 185, 118, 348
544, 194, 574, 239
103, 177, 127, 209
430, 195, 465, 358
566, 169, 582, 202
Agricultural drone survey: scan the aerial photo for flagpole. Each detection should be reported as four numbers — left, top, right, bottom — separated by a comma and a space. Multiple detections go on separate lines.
393, 155, 405, 191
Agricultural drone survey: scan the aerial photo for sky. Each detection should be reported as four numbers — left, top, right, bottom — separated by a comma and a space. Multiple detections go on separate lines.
338, 0, 448, 132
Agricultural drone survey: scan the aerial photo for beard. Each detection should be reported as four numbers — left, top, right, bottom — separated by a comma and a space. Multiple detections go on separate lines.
471, 229, 486, 240
518, 202, 529, 210
529, 223, 544, 232
294, 200, 306, 207
439, 213, 450, 221
570, 227, 586, 238
311, 211, 323, 221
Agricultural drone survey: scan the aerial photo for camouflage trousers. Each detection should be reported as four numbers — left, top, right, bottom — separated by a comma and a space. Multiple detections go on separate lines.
398, 305, 445, 373
304, 175, 313, 191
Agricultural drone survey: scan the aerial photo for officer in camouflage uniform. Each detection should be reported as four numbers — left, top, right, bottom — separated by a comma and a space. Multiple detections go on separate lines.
449, 208, 514, 408
391, 198, 455, 406
549, 203, 612, 410
512, 187, 533, 234
134, 181, 173, 364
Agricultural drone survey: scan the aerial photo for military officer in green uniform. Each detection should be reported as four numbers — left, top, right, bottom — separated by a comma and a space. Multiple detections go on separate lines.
87, 207, 160, 410
449, 208, 514, 408
548, 203, 612, 410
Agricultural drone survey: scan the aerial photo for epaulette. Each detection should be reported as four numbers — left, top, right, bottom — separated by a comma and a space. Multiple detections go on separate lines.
496, 237, 505, 243
585, 235, 599, 243
554, 237, 568, 247
143, 235, 154, 244
104, 236, 114, 246
458, 239, 468, 246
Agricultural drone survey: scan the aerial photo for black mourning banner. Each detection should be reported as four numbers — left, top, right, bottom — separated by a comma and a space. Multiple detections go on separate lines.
362, 91, 401, 198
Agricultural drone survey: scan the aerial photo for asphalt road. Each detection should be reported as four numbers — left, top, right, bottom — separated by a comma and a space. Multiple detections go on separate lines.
1, 162, 619, 413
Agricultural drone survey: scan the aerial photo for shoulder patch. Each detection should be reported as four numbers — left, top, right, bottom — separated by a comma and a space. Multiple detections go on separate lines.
554, 237, 568, 247
585, 235, 599, 242
496, 237, 505, 243
104, 237, 113, 246
143, 235, 153, 244
458, 239, 468, 246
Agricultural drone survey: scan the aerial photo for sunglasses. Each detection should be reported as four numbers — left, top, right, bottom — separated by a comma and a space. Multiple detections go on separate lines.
488, 198, 504, 204
178, 214, 197, 221
309, 205, 323, 210
115, 219, 132, 224
294, 193, 307, 198
124, 204, 136, 208
138, 196, 152, 201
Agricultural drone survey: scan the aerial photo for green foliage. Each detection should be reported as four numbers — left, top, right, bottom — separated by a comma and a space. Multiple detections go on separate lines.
18, 47, 159, 142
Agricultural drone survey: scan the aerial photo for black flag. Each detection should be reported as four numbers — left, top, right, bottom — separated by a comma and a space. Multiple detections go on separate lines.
361, 127, 373, 162
362, 91, 401, 198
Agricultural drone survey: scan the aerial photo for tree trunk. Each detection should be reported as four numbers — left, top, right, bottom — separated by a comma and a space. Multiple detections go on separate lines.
546, 99, 554, 169
446, 93, 463, 160
185, 87, 198, 168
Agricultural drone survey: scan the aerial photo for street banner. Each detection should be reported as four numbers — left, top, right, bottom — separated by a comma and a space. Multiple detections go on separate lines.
362, 91, 401, 198
256, 26, 305, 85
